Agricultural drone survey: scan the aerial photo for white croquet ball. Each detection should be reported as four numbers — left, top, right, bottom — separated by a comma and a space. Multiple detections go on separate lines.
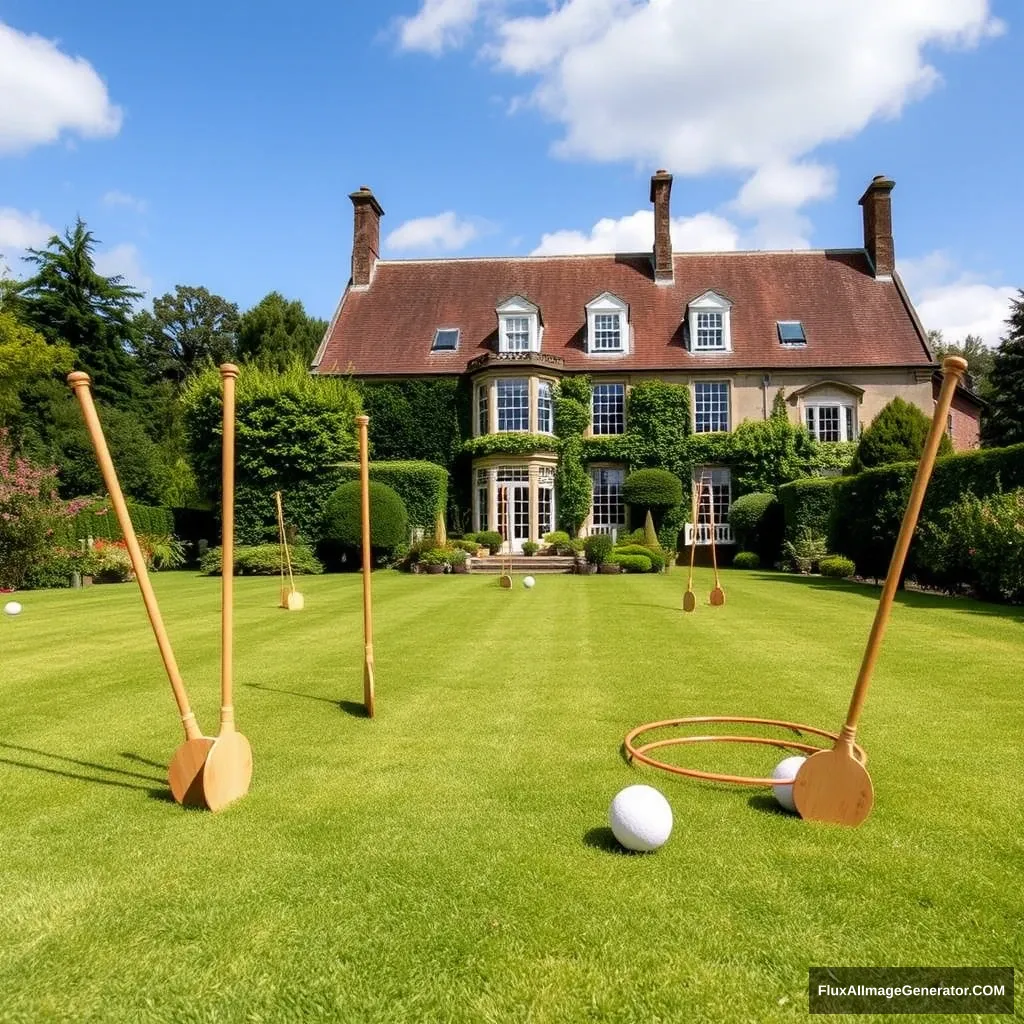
771, 755, 807, 812
608, 784, 673, 852
523, 576, 535, 589
4, 601, 22, 616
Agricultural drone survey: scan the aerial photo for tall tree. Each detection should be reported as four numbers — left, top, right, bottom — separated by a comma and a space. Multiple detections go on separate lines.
929, 330, 994, 397
133, 285, 239, 383
983, 290, 1024, 448
17, 219, 142, 405
0, 310, 74, 426
236, 291, 327, 370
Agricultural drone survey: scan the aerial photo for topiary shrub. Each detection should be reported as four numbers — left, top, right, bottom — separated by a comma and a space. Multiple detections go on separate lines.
584, 533, 614, 565
613, 543, 664, 571
522, 540, 539, 556
732, 551, 760, 569
542, 530, 574, 555
729, 492, 783, 562
853, 396, 953, 471
623, 468, 683, 510
610, 553, 652, 573
321, 481, 408, 557
476, 530, 503, 554
819, 555, 855, 578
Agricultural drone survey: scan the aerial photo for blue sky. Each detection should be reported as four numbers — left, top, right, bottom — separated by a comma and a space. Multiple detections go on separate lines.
1, 0, 1021, 343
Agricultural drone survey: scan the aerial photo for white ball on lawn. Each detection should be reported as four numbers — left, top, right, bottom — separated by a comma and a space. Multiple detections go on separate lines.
608, 784, 673, 852
523, 575, 535, 589
4, 601, 22, 616
771, 755, 807, 812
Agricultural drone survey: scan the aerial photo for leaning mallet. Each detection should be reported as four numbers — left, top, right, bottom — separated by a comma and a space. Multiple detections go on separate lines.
707, 473, 725, 607
201, 364, 253, 812
275, 490, 304, 611
793, 355, 968, 825
683, 475, 704, 613
68, 371, 214, 807
357, 415, 376, 717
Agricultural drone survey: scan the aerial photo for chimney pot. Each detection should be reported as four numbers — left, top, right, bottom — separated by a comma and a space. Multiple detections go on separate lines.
858, 175, 895, 278
649, 170, 674, 284
349, 186, 385, 287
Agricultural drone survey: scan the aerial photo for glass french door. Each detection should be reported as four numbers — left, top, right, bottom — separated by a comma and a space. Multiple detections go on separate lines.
497, 484, 530, 552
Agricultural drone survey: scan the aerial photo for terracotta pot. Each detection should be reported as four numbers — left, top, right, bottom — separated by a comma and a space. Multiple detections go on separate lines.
451, 563, 469, 574
426, 563, 446, 574
598, 563, 620, 574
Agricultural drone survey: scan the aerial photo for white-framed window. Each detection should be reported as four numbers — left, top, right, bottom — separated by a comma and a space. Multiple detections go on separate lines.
585, 293, 628, 354
689, 467, 733, 544
497, 378, 529, 432
432, 328, 459, 351
475, 468, 489, 533
694, 382, 730, 432
686, 291, 732, 352
538, 466, 555, 537
592, 383, 625, 435
805, 404, 856, 442
537, 380, 553, 434
496, 295, 542, 354
477, 384, 489, 436
591, 467, 625, 531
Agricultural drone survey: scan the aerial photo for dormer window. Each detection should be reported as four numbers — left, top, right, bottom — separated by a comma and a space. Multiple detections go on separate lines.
686, 291, 732, 352
496, 295, 542, 354
432, 328, 459, 351
777, 321, 806, 346
585, 293, 629, 354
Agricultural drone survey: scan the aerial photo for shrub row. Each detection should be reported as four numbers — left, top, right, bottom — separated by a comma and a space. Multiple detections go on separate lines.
200, 544, 323, 576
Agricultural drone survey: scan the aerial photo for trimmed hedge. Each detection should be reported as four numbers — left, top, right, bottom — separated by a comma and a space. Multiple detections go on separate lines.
585, 533, 614, 565
613, 543, 664, 571
728, 492, 783, 562
200, 544, 323, 576
622, 468, 683, 509
820, 555, 855, 578
778, 477, 841, 543
610, 553, 652, 573
328, 460, 448, 531
732, 551, 761, 569
55, 500, 175, 544
322, 481, 408, 551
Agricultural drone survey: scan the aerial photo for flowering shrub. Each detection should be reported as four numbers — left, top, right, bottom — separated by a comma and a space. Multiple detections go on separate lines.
0, 430, 86, 589
84, 539, 135, 582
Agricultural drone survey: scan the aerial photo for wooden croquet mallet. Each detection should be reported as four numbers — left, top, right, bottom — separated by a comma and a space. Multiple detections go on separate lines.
357, 415, 376, 717
707, 472, 725, 607
68, 371, 213, 807
275, 490, 304, 611
793, 356, 968, 825
683, 475, 704, 613
201, 364, 253, 812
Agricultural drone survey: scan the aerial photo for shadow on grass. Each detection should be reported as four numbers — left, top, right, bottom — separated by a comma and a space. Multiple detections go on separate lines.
0, 756, 166, 800
245, 681, 341, 707
339, 699, 371, 719
747, 792, 798, 818
583, 826, 644, 855
0, 742, 163, 783
120, 752, 166, 770
751, 572, 1024, 622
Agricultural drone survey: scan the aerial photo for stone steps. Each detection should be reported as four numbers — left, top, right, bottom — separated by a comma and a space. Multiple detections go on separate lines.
468, 556, 576, 574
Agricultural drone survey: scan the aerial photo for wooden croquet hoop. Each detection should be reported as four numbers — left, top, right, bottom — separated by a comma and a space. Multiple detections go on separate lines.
624, 716, 867, 787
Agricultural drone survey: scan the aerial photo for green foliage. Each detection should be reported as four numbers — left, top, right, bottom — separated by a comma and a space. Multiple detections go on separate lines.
728, 491, 784, 562
416, 548, 451, 568
0, 310, 73, 425
181, 360, 361, 543
728, 418, 816, 495
237, 292, 327, 371
610, 553, 652, 573
476, 530, 503, 554
555, 436, 591, 534
581, 435, 637, 463
322, 481, 408, 552
983, 291, 1024, 447
22, 546, 84, 589
553, 395, 589, 437
643, 510, 659, 550
819, 555, 855, 578
132, 286, 239, 384
783, 528, 829, 574
461, 434, 557, 458
54, 498, 175, 544
778, 477, 841, 543
853, 396, 952, 471
451, 539, 480, 554
771, 388, 788, 421
199, 543, 323, 576
622, 468, 682, 508
732, 551, 761, 569
557, 376, 592, 407
613, 543, 664, 571
327, 460, 448, 530
584, 533, 613, 565
625, 381, 691, 465
930, 331, 994, 400
522, 540, 539, 556
809, 440, 858, 476
542, 530, 572, 554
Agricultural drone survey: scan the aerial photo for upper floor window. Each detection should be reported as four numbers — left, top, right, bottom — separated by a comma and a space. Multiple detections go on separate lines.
477, 384, 488, 436
777, 321, 806, 346
585, 292, 628, 354
592, 383, 625, 435
686, 291, 732, 352
806, 404, 856, 442
432, 328, 459, 351
496, 295, 542, 354
497, 378, 529, 432
694, 382, 730, 432
537, 380, 553, 434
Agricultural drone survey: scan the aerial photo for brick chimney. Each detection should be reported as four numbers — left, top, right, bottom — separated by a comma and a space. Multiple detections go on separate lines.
349, 185, 384, 287
649, 169, 673, 284
858, 175, 895, 279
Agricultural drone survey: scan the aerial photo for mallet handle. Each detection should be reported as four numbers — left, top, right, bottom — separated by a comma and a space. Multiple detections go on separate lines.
357, 416, 375, 698
687, 475, 703, 590
67, 372, 203, 741
842, 356, 968, 741
220, 365, 238, 728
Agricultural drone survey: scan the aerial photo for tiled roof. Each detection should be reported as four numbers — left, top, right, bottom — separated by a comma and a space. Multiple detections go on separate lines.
314, 250, 932, 377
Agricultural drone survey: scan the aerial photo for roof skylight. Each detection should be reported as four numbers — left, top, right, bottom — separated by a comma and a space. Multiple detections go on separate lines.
432, 328, 459, 351
777, 321, 806, 345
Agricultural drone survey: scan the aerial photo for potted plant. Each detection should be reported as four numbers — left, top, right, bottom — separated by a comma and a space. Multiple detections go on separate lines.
419, 548, 449, 574
585, 534, 618, 573
522, 540, 539, 557
448, 548, 469, 574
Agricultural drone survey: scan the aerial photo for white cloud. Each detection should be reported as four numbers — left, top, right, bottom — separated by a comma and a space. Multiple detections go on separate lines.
385, 211, 480, 252
0, 20, 122, 154
0, 207, 55, 276
531, 208, 740, 255
401, 0, 1002, 182
93, 243, 152, 298
732, 161, 837, 214
396, 0, 491, 54
102, 190, 147, 214
899, 251, 1015, 346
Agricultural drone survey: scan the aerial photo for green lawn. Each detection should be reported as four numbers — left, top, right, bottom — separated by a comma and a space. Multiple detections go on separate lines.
1, 570, 1020, 1023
